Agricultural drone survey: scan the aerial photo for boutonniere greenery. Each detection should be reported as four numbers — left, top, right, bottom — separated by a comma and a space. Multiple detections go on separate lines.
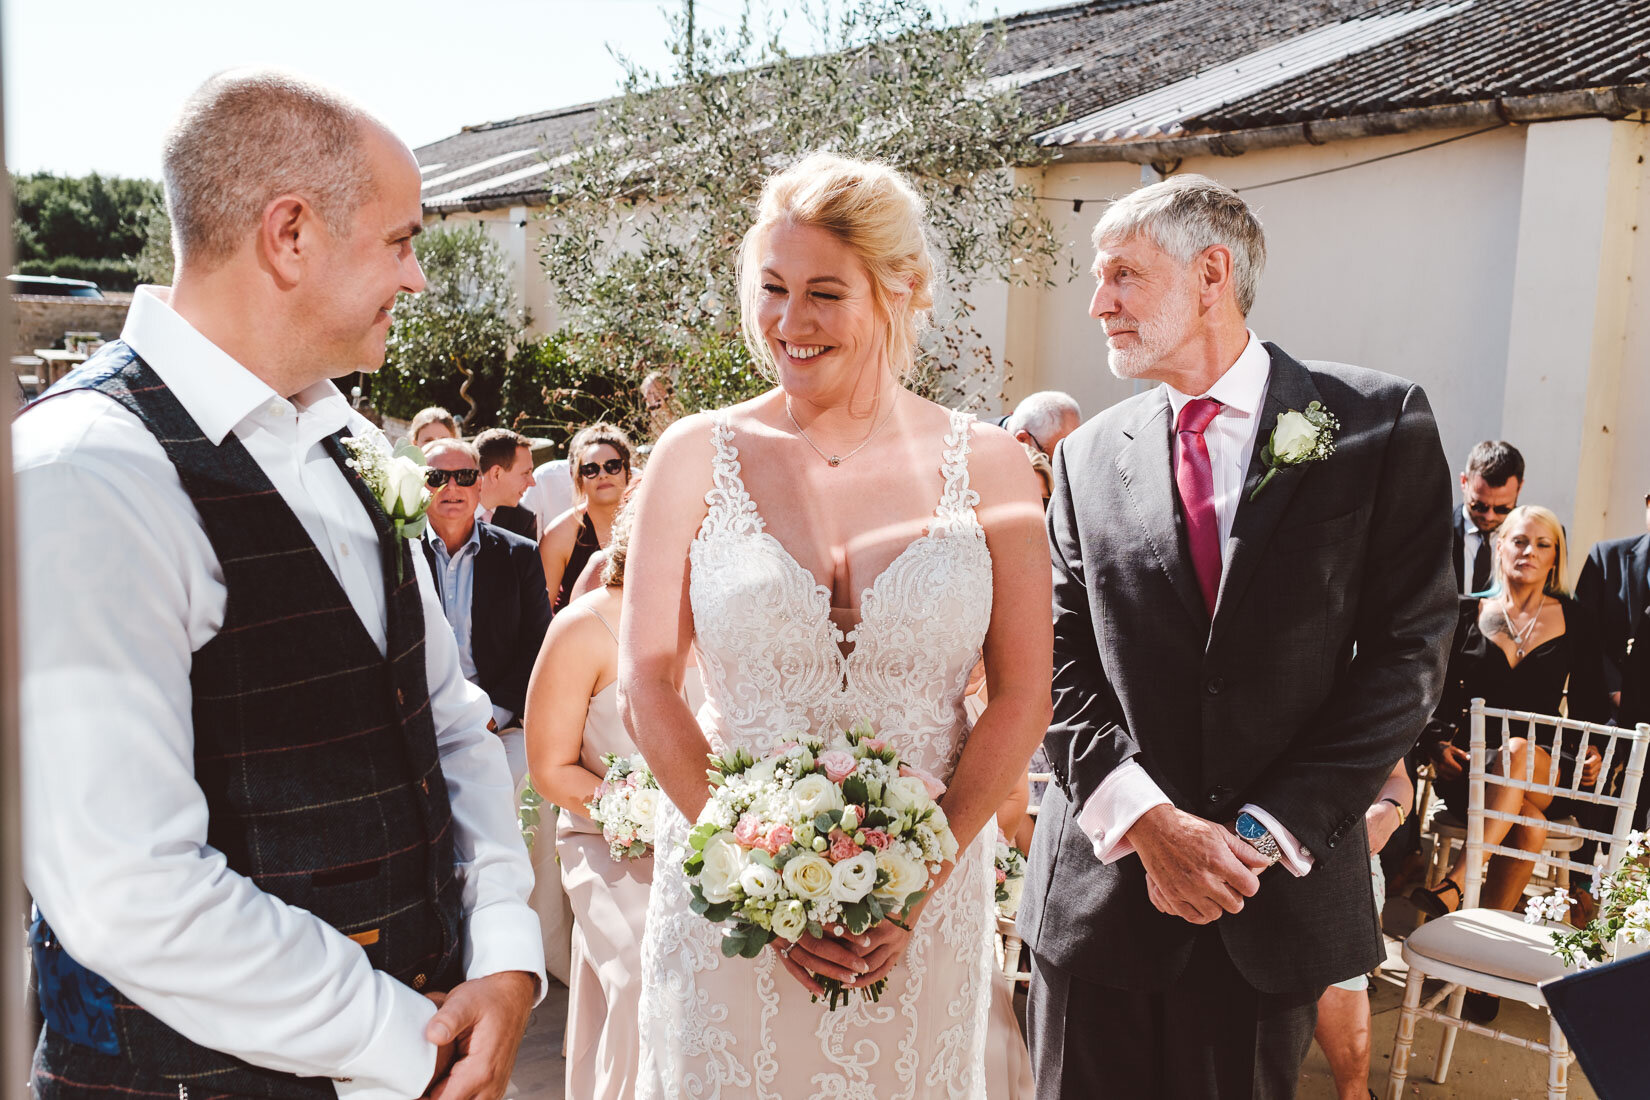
341, 432, 431, 583
1251, 401, 1339, 501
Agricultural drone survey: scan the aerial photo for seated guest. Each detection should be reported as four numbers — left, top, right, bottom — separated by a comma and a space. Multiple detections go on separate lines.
409, 404, 459, 447
1004, 390, 1081, 458
525, 500, 647, 1100
1453, 440, 1524, 596
1575, 490, 1649, 712
474, 427, 540, 540
421, 438, 552, 785
541, 422, 632, 613
1413, 505, 1611, 920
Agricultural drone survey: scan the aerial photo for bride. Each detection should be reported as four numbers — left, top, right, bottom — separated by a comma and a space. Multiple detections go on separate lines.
620, 151, 1052, 1099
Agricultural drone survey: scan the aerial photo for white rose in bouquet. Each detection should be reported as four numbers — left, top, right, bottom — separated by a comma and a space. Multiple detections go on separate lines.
739, 863, 781, 899
629, 787, 660, 842
781, 852, 836, 901
883, 775, 933, 815
874, 849, 928, 902
791, 773, 846, 818
699, 832, 747, 904
829, 851, 879, 904
772, 899, 808, 941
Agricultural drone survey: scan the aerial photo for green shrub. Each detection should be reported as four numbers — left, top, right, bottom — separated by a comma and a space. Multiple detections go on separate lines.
13, 256, 139, 292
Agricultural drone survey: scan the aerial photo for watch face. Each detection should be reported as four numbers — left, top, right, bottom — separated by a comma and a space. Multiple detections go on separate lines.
1236, 813, 1267, 842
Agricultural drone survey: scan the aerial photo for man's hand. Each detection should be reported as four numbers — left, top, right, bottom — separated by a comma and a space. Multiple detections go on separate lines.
1364, 800, 1403, 854
1432, 742, 1469, 781
423, 971, 536, 1100
1127, 804, 1267, 924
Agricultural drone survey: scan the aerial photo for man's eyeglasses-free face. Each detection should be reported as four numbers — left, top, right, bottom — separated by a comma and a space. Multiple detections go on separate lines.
1468, 499, 1514, 516
425, 468, 481, 488
578, 458, 628, 479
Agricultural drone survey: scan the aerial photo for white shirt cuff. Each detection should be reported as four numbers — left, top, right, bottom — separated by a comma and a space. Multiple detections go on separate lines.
329, 977, 438, 1100
1076, 761, 1171, 864
464, 902, 549, 1007
490, 704, 516, 731
1240, 803, 1315, 877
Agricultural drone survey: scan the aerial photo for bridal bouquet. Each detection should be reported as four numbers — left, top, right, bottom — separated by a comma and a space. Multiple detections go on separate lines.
994, 831, 1027, 919
682, 720, 958, 1009
587, 752, 661, 861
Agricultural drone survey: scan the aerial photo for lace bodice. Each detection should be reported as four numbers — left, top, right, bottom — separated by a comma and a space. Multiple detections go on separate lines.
688, 408, 992, 779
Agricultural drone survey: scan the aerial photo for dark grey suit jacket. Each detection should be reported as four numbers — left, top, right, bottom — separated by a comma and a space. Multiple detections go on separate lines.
1575, 532, 1649, 698
1020, 344, 1458, 994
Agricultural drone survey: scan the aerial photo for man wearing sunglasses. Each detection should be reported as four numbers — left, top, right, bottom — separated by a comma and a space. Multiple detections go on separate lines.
422, 439, 552, 788
1453, 440, 1525, 595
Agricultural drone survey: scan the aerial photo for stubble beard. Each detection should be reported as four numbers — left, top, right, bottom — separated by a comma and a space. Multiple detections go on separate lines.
1105, 281, 1197, 382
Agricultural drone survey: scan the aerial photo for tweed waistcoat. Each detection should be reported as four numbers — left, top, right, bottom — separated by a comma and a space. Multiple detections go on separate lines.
26, 344, 463, 1098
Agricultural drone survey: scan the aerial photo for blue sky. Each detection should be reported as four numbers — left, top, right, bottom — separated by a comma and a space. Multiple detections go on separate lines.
4, 0, 1058, 179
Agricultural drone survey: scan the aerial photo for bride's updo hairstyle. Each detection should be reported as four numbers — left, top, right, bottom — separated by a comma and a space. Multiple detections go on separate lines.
738, 152, 936, 381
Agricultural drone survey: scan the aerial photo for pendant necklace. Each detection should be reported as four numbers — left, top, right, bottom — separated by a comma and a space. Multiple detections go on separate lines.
786, 390, 899, 468
1502, 590, 1545, 658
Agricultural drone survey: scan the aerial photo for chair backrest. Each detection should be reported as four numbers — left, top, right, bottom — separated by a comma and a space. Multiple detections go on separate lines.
1462, 698, 1650, 909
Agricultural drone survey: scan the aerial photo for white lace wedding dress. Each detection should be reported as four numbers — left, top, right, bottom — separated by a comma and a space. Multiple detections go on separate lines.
637, 408, 997, 1100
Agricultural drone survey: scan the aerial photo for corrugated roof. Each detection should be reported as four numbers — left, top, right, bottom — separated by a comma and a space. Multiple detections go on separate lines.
416, 0, 1649, 210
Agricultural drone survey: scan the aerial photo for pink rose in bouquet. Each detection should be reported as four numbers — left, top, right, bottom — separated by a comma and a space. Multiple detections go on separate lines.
898, 763, 947, 801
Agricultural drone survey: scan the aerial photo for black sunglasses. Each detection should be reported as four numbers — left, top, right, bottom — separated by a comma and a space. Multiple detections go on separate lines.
425, 468, 480, 488
1468, 499, 1514, 516
578, 458, 628, 479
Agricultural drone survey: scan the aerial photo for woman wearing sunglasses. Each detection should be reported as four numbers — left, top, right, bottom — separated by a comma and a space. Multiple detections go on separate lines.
540, 422, 633, 613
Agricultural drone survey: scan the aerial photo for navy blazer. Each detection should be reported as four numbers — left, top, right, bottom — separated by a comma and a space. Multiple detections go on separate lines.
1576, 532, 1649, 697
423, 522, 551, 727
488, 504, 538, 542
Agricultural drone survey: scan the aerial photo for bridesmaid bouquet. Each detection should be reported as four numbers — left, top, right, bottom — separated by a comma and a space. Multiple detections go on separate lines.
587, 752, 662, 861
994, 832, 1027, 919
682, 720, 959, 1009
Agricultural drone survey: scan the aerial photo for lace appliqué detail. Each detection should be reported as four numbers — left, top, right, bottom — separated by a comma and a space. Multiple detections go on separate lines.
638, 407, 995, 1099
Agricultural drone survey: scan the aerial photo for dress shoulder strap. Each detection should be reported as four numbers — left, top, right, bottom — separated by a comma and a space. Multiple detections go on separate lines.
699, 411, 764, 538
934, 409, 982, 526
587, 606, 619, 642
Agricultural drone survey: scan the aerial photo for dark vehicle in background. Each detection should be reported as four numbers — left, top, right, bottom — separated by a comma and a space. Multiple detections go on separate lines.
7, 274, 103, 298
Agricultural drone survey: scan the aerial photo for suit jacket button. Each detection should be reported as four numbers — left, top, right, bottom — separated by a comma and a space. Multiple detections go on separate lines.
1205, 785, 1231, 805
1204, 677, 1225, 695
396, 688, 406, 706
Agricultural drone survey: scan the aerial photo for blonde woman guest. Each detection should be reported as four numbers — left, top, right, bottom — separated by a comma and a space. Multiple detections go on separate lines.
409, 404, 459, 446
540, 422, 632, 612
1413, 505, 1612, 918
622, 152, 1050, 1097
526, 500, 649, 1100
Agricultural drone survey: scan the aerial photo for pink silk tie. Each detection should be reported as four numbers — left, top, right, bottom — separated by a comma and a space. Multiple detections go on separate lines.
1175, 397, 1223, 616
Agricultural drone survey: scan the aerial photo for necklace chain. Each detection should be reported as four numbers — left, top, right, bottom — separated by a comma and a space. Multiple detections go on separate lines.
1502, 589, 1546, 658
785, 391, 899, 468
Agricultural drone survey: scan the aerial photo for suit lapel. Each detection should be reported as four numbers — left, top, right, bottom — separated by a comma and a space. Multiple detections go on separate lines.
1210, 346, 1322, 636
1114, 389, 1208, 627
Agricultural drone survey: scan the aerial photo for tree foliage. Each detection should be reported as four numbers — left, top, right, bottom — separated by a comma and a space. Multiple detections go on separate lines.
11, 171, 163, 291
537, 0, 1067, 435
369, 222, 527, 428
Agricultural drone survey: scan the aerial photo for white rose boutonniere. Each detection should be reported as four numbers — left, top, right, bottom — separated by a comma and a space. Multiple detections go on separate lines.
341, 433, 431, 582
1252, 400, 1339, 501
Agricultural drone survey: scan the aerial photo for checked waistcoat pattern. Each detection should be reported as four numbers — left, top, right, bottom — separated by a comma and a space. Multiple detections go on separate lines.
26, 344, 463, 1099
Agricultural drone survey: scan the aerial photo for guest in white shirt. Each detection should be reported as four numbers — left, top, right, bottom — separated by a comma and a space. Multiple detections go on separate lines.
14, 69, 542, 1100
522, 457, 574, 535
1452, 440, 1524, 595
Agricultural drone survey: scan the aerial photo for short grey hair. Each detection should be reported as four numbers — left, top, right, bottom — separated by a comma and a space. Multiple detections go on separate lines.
423, 437, 480, 465
163, 69, 377, 269
1007, 391, 1081, 444
1091, 174, 1267, 314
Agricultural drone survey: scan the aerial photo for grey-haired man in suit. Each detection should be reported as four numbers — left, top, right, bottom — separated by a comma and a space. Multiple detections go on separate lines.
1021, 175, 1458, 1098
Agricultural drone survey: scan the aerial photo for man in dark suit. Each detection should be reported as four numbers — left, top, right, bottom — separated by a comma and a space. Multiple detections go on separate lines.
474, 427, 540, 541
1575, 492, 1650, 713
422, 438, 553, 786
1451, 441, 1524, 595
1020, 175, 1458, 1098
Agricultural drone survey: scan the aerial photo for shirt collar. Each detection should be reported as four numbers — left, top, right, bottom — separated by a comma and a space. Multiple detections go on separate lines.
1165, 331, 1270, 421
426, 520, 481, 562
120, 285, 352, 446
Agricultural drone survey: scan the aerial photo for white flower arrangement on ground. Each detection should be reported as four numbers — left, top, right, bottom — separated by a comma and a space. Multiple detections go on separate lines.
682, 720, 958, 1009
587, 752, 662, 861
1525, 830, 1650, 968
340, 431, 430, 582
994, 831, 1027, 919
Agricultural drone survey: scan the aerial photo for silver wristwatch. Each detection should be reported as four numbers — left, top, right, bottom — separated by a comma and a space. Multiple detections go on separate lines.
1235, 812, 1282, 865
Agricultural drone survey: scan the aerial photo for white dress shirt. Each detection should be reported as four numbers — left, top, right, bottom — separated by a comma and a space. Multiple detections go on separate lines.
1460, 507, 1486, 595
521, 459, 573, 529
1076, 332, 1314, 876
14, 287, 545, 1100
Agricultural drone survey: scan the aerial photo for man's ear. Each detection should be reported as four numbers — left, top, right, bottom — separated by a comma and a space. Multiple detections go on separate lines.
258, 193, 316, 287
1197, 244, 1234, 310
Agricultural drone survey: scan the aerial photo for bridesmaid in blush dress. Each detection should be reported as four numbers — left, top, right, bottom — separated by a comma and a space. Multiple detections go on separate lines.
525, 501, 651, 1100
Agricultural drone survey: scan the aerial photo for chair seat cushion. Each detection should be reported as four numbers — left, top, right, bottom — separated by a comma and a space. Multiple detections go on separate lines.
1406, 908, 1578, 986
